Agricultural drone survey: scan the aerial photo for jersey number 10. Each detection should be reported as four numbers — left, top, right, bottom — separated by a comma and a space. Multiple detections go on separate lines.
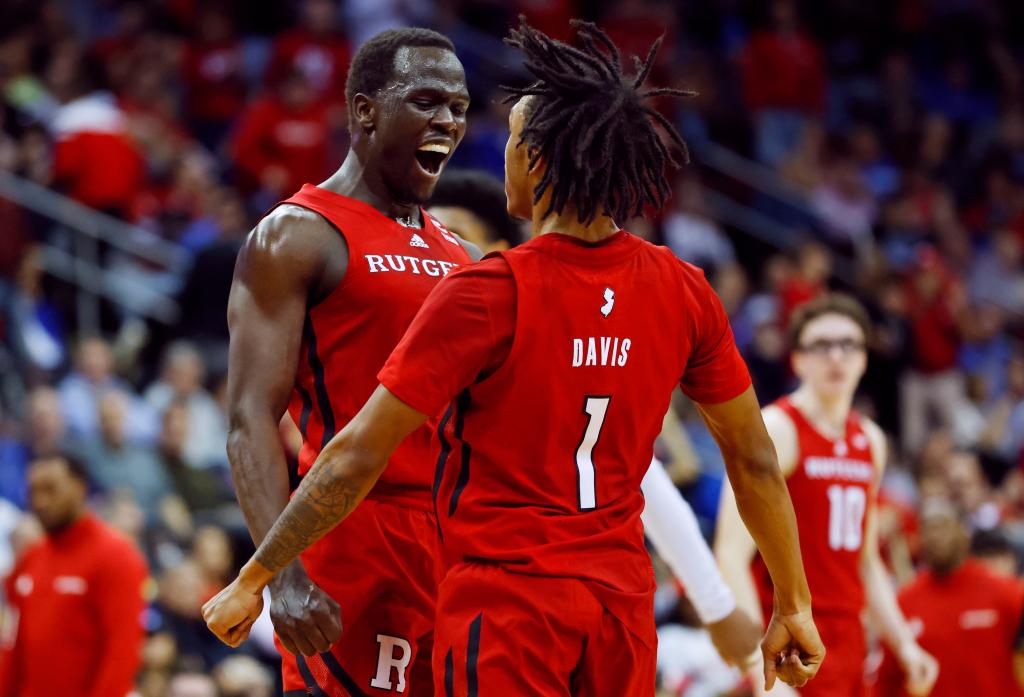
826, 484, 866, 551
575, 396, 611, 511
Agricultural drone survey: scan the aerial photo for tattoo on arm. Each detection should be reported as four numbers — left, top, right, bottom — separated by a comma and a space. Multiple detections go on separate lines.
253, 461, 363, 574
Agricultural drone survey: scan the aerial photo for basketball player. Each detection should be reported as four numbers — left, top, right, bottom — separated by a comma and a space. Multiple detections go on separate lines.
224, 28, 477, 696
715, 294, 939, 697
207, 19, 824, 695
427, 168, 765, 667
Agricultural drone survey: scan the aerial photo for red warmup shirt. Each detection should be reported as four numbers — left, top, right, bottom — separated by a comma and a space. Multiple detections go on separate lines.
276, 185, 473, 507
0, 514, 149, 697
874, 560, 1024, 697
378, 231, 751, 640
182, 39, 246, 123
740, 30, 827, 113
265, 30, 351, 100
752, 396, 878, 619
231, 97, 334, 195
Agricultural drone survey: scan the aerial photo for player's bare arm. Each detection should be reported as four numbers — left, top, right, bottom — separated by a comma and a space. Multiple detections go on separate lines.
205, 386, 427, 646
225, 204, 346, 656
698, 387, 824, 691
859, 419, 939, 696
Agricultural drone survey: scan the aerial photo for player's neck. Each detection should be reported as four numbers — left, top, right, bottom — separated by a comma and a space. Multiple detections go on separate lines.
533, 206, 619, 243
790, 384, 852, 439
319, 153, 423, 225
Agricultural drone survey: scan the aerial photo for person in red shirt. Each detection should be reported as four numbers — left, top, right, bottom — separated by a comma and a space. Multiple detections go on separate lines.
0, 455, 149, 697
230, 69, 338, 198
874, 498, 1024, 697
205, 18, 824, 696
181, 5, 247, 150
716, 294, 938, 697
222, 28, 475, 697
264, 0, 351, 104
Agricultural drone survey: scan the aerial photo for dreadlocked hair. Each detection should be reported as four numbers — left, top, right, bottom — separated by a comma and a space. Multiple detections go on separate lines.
503, 17, 696, 225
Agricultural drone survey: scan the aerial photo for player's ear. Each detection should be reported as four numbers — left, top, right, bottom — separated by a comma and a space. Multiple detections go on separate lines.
352, 93, 376, 133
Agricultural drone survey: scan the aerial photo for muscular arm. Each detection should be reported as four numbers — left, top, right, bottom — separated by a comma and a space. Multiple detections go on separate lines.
241, 386, 427, 587
226, 205, 343, 654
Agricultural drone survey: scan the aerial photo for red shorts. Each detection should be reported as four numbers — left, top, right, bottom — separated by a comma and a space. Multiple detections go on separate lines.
433, 562, 656, 697
799, 611, 866, 697
279, 497, 440, 696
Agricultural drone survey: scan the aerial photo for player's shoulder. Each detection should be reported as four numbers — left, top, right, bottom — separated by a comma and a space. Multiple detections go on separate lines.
239, 203, 338, 272
856, 414, 887, 469
762, 402, 800, 473
445, 251, 512, 284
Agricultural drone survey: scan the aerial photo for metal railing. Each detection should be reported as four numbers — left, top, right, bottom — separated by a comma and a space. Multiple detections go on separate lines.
0, 170, 190, 331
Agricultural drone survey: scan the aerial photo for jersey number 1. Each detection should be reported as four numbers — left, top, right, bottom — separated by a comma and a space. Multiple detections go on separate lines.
575, 396, 610, 511
827, 485, 866, 551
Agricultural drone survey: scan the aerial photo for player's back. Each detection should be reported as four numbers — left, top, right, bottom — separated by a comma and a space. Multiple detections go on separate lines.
433, 231, 745, 606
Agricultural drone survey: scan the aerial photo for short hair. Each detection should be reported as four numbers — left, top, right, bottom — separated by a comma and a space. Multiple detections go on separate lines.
345, 28, 456, 107
31, 453, 91, 485
427, 169, 521, 247
503, 17, 695, 224
788, 293, 872, 348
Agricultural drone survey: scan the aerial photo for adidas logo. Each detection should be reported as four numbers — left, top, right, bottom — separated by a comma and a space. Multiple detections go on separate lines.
409, 234, 429, 249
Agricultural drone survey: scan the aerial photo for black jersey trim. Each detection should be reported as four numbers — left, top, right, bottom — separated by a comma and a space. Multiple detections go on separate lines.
318, 651, 371, 697
447, 389, 473, 517
295, 656, 329, 696
466, 612, 482, 697
432, 401, 456, 540
444, 647, 455, 697
303, 316, 337, 451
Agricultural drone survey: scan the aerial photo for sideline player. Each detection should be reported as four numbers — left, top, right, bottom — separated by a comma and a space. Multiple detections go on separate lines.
207, 18, 824, 695
224, 28, 475, 695
715, 294, 939, 696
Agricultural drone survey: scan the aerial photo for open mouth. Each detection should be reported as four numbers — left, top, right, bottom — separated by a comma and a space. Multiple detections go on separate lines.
415, 142, 451, 176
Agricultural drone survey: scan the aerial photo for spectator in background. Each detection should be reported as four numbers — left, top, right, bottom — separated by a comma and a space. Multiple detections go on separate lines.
0, 387, 69, 509
46, 49, 145, 218
0, 455, 149, 697
58, 335, 156, 442
80, 391, 173, 519
181, 4, 246, 151
971, 528, 1020, 579
230, 68, 337, 203
969, 228, 1024, 316
214, 654, 275, 697
426, 168, 523, 254
810, 139, 878, 252
874, 498, 1024, 697
158, 402, 231, 517
945, 450, 1002, 531
900, 248, 969, 455
264, 0, 351, 105
778, 241, 831, 328
0, 246, 65, 377
165, 672, 218, 697
662, 174, 736, 273
144, 342, 227, 469
739, 0, 827, 166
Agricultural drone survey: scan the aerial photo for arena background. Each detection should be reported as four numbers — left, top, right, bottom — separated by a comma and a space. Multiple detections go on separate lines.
0, 0, 1022, 695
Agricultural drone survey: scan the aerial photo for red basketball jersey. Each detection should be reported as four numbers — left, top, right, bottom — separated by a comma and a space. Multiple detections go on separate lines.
755, 396, 878, 616
277, 184, 472, 507
418, 232, 750, 636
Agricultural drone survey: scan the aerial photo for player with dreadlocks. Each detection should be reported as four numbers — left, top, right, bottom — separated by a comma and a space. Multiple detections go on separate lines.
204, 18, 825, 696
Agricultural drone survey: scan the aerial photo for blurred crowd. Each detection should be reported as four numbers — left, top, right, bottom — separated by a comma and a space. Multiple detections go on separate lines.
0, 0, 1023, 695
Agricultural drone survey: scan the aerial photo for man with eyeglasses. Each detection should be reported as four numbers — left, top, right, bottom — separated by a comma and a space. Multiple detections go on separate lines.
716, 294, 938, 697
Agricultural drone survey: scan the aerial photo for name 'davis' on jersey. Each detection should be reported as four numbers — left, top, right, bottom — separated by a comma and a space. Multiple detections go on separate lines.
365, 254, 460, 277
572, 336, 632, 367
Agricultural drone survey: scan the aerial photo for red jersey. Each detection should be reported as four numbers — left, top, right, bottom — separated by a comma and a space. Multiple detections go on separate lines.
278, 185, 472, 507
379, 231, 751, 637
874, 560, 1024, 697
754, 396, 878, 617
0, 514, 149, 697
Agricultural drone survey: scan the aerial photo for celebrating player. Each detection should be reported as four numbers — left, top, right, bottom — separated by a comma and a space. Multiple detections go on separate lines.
224, 28, 476, 695
208, 18, 823, 695
715, 293, 939, 696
